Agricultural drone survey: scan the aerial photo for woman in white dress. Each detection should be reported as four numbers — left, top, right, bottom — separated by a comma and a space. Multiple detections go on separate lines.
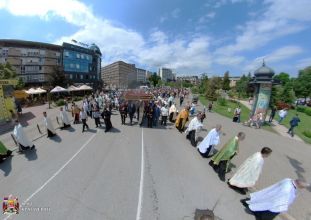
228, 147, 272, 194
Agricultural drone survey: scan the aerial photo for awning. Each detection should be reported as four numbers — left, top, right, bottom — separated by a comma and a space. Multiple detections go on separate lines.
50, 86, 68, 93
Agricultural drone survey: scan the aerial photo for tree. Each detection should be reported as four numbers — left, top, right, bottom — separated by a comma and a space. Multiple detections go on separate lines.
235, 75, 249, 98
148, 73, 161, 87
293, 67, 311, 100
0, 62, 24, 89
47, 66, 68, 87
205, 77, 221, 101
199, 73, 209, 94
222, 71, 230, 91
274, 72, 290, 86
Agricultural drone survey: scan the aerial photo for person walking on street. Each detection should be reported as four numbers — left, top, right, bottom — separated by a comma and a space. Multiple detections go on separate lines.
269, 106, 277, 123
209, 132, 246, 181
127, 102, 136, 125
80, 108, 89, 132
160, 104, 169, 126
278, 108, 288, 124
102, 107, 112, 132
179, 95, 184, 106
93, 107, 101, 128
287, 114, 300, 137
233, 105, 241, 123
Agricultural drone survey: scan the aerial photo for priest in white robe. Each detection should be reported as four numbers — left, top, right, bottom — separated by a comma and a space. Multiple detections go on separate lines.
228, 147, 272, 194
241, 178, 310, 220
185, 113, 203, 147
59, 107, 71, 129
197, 125, 222, 158
13, 120, 35, 151
169, 103, 177, 122
43, 112, 56, 138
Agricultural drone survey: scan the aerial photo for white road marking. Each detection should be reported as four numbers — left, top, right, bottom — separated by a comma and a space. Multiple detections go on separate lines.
136, 128, 145, 220
3, 133, 97, 220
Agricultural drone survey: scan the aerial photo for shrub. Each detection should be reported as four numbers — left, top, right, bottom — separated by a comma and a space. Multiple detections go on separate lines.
217, 97, 227, 106
73, 96, 83, 102
55, 99, 65, 106
296, 106, 306, 113
304, 108, 311, 116
276, 101, 294, 110
302, 130, 311, 138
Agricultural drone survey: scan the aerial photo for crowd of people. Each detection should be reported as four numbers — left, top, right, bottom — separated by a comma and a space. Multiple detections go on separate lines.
0, 86, 309, 220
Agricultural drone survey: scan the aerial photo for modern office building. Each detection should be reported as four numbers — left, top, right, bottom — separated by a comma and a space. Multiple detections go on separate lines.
101, 61, 136, 89
0, 39, 62, 84
0, 39, 102, 87
158, 67, 175, 82
62, 42, 102, 87
136, 67, 146, 83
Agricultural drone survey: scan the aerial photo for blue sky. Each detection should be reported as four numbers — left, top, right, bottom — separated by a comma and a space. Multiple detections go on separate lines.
1, 0, 311, 76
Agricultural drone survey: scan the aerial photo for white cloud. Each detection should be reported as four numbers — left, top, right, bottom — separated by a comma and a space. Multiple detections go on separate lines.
216, 0, 311, 56
243, 45, 303, 72
198, 12, 216, 23
171, 8, 181, 19
214, 56, 245, 66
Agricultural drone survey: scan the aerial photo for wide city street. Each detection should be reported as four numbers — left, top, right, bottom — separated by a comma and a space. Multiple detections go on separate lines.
1, 99, 310, 220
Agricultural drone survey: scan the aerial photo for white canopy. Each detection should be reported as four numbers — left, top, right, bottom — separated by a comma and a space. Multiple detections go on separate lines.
78, 85, 92, 90
36, 88, 47, 94
50, 86, 68, 93
67, 85, 79, 91
26, 88, 39, 95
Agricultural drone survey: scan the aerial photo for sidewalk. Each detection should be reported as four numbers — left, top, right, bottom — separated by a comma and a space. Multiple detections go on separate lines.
238, 100, 304, 142
0, 101, 82, 150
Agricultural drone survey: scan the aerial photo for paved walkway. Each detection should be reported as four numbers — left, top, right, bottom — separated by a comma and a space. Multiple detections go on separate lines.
0, 101, 82, 149
238, 100, 304, 142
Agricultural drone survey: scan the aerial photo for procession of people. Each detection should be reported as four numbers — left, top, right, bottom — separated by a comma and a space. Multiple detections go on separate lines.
0, 86, 309, 220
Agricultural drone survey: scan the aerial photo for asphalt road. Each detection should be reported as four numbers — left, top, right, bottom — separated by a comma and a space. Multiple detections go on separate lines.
1, 105, 310, 220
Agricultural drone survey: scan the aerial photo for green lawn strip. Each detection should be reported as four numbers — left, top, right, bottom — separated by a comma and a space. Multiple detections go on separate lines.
276, 109, 311, 144
199, 95, 278, 134
199, 95, 250, 121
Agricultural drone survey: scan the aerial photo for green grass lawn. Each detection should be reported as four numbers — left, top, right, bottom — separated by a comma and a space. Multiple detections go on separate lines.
199, 95, 250, 122
199, 96, 279, 135
275, 109, 311, 144
199, 95, 311, 144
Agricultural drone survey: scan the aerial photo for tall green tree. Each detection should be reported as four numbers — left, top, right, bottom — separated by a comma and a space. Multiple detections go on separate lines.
222, 71, 230, 91
293, 67, 311, 100
148, 73, 161, 87
205, 77, 221, 101
47, 66, 68, 87
274, 72, 290, 86
235, 75, 249, 98
199, 73, 208, 94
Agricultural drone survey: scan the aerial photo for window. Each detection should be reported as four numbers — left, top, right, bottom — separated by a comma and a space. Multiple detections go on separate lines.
76, 64, 80, 69
70, 64, 74, 68
70, 74, 73, 79
80, 75, 83, 79
39, 66, 42, 70
76, 53, 80, 58
81, 54, 84, 59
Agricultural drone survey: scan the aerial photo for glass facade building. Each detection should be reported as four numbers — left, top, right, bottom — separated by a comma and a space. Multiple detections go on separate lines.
62, 43, 102, 87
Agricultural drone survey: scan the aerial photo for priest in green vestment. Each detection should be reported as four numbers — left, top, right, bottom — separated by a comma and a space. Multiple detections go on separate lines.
209, 132, 245, 181
0, 140, 12, 162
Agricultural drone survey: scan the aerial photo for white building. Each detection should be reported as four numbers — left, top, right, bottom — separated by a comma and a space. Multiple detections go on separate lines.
136, 68, 146, 83
158, 67, 174, 82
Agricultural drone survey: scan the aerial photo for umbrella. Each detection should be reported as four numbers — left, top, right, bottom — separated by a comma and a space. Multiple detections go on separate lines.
26, 88, 39, 94
67, 85, 79, 91
36, 88, 47, 94
50, 86, 68, 93
78, 85, 93, 90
